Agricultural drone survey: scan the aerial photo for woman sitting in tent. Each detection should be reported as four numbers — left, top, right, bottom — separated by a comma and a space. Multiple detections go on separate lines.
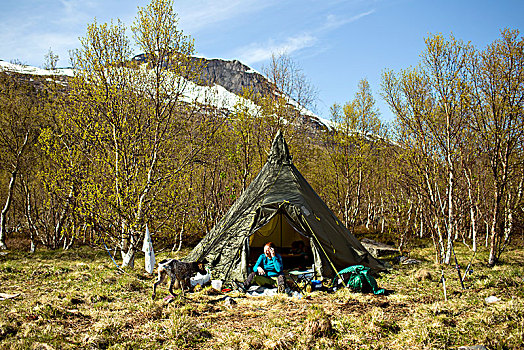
242, 242, 285, 293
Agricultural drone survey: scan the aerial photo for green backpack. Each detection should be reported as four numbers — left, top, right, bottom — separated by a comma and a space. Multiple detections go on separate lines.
338, 265, 385, 295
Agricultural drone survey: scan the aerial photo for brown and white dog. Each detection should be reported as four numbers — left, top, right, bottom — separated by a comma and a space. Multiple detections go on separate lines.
152, 258, 208, 299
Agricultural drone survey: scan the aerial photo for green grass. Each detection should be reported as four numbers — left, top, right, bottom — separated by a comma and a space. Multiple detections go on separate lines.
0, 243, 522, 349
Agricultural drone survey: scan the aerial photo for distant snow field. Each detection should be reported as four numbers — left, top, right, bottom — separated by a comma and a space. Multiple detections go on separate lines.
0, 60, 74, 77
0, 59, 331, 129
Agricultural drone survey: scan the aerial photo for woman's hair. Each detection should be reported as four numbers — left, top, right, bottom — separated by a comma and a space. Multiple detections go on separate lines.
264, 242, 275, 250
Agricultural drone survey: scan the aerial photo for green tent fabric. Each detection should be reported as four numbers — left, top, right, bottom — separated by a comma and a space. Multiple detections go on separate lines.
186, 131, 386, 283
338, 265, 385, 295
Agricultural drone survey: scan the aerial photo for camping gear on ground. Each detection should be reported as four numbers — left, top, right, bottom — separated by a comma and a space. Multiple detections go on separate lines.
251, 274, 279, 287
246, 285, 281, 297
338, 265, 385, 295
186, 131, 385, 285
211, 280, 223, 291
311, 280, 322, 289
190, 271, 211, 287
287, 269, 315, 293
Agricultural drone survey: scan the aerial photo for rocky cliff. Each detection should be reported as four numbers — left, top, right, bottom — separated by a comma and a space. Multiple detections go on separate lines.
131, 54, 328, 131
132, 54, 273, 97
2, 56, 329, 132
193, 57, 272, 97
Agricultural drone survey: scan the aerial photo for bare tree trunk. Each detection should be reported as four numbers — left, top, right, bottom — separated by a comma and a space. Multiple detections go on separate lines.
121, 242, 135, 268
63, 223, 75, 250
365, 202, 370, 230
0, 169, 17, 250
343, 187, 350, 228
434, 218, 445, 264
498, 176, 523, 261
380, 196, 385, 234
444, 163, 454, 265
398, 201, 413, 255
120, 219, 136, 269
350, 167, 363, 230
172, 178, 193, 253
464, 168, 478, 251
0, 131, 29, 249
419, 209, 424, 238
172, 220, 185, 253
23, 179, 38, 253
488, 185, 503, 267
53, 187, 74, 250
485, 220, 489, 248
489, 143, 512, 267
121, 148, 158, 268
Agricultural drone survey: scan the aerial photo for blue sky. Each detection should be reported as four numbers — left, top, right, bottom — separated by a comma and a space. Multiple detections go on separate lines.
1, 0, 522, 122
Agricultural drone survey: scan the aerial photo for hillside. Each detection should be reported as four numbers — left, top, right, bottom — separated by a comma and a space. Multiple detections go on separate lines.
0, 57, 332, 133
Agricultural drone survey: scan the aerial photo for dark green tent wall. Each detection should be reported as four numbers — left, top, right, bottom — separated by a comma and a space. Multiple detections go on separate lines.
186, 131, 386, 282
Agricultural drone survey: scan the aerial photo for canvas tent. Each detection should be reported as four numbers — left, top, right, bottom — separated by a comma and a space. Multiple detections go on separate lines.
186, 131, 385, 282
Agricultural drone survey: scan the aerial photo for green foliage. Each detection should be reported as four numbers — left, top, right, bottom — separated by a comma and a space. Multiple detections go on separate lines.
0, 70, 47, 249
1, 0, 522, 276
37, 0, 217, 263
382, 30, 524, 265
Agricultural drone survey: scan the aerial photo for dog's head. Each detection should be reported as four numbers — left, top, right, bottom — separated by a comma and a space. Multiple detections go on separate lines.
195, 258, 208, 275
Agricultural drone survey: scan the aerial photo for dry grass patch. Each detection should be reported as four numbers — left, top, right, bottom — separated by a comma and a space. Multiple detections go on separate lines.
0, 244, 522, 349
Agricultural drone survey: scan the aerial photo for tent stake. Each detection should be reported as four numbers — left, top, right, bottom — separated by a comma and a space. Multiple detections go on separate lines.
441, 270, 447, 301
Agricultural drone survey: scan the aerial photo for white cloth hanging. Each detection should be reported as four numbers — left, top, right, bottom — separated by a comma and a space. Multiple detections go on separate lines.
142, 224, 156, 274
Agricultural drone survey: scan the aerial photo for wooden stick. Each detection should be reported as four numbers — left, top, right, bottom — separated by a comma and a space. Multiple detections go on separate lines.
441, 270, 447, 301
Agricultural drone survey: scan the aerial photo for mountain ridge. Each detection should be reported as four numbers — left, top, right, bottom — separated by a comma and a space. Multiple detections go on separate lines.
1, 56, 332, 132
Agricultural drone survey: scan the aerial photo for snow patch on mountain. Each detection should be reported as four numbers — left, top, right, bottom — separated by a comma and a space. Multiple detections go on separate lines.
0, 60, 74, 77
0, 59, 332, 130
182, 76, 261, 113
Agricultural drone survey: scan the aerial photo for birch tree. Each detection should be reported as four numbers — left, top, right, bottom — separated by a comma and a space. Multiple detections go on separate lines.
324, 79, 384, 230
0, 72, 41, 249
42, 0, 216, 267
382, 34, 472, 263
470, 29, 524, 266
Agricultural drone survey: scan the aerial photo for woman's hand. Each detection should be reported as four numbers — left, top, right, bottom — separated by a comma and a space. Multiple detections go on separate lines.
257, 266, 266, 275
269, 247, 276, 258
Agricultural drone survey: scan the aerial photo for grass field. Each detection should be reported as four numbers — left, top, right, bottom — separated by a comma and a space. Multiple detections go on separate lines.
0, 243, 523, 349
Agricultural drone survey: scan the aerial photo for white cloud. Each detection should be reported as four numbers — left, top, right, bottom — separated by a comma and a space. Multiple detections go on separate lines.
235, 34, 317, 65
323, 10, 375, 31
230, 8, 374, 66
0, 28, 79, 67
0, 0, 114, 67
177, 0, 277, 33
53, 0, 95, 25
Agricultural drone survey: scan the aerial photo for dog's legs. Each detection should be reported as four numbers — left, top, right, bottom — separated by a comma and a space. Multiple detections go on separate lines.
152, 268, 166, 300
179, 279, 186, 297
185, 278, 193, 294
177, 278, 192, 298
169, 277, 177, 298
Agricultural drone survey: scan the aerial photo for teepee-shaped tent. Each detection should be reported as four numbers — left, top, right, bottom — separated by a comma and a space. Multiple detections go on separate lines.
187, 131, 385, 282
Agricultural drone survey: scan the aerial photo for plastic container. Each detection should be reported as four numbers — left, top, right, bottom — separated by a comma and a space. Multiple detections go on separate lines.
311, 280, 322, 289
190, 271, 211, 287
211, 280, 223, 291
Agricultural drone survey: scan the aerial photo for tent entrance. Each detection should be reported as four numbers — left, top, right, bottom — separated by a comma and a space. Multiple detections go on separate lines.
249, 211, 305, 249
248, 211, 311, 270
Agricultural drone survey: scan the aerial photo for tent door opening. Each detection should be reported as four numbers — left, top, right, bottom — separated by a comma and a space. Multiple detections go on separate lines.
250, 211, 305, 249
249, 211, 311, 270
